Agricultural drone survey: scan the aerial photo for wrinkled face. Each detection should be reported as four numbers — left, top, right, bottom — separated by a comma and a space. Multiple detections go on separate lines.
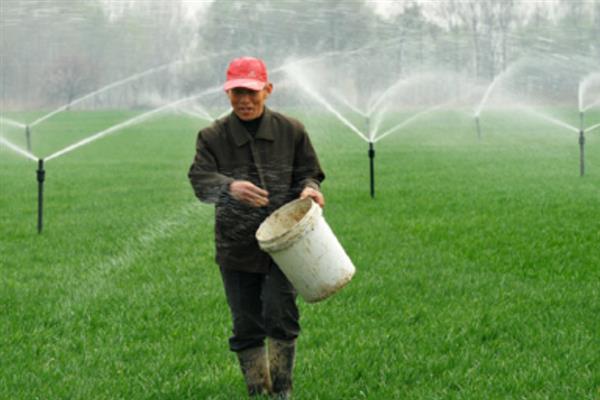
227, 84, 273, 121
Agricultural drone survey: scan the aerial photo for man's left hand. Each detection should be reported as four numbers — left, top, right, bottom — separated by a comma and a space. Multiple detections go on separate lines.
300, 187, 325, 208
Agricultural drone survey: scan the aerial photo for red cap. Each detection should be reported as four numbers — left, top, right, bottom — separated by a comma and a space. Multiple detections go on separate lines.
223, 57, 268, 91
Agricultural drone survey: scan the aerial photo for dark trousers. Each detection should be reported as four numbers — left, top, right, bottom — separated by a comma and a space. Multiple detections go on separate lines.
219, 263, 300, 352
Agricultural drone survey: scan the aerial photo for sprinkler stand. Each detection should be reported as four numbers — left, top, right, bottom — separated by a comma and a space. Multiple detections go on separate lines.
365, 116, 376, 199
368, 142, 375, 198
475, 116, 481, 140
26, 125, 32, 152
579, 130, 585, 177
36, 159, 45, 233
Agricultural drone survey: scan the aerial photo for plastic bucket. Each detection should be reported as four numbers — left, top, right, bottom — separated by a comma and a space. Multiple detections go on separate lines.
256, 198, 356, 303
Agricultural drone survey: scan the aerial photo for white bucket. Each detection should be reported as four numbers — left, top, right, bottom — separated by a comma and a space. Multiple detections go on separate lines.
256, 198, 356, 303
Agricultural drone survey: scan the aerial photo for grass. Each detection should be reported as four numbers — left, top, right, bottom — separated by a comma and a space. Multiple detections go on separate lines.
1, 109, 599, 399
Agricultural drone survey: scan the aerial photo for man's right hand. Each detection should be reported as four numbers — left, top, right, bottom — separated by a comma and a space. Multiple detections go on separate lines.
229, 180, 269, 207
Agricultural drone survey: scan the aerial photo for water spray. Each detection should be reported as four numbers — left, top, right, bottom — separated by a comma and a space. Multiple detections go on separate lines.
0, 137, 42, 232
36, 159, 45, 233
7, 87, 224, 235
586, 122, 600, 134
520, 106, 591, 176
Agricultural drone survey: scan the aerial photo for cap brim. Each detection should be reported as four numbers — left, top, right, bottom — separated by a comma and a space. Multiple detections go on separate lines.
223, 79, 266, 91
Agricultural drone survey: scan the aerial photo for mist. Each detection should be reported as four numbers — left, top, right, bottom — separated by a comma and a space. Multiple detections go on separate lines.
1, 0, 598, 111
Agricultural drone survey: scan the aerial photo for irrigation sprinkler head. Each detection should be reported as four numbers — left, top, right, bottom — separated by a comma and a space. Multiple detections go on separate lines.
36, 159, 45, 233
25, 125, 32, 152
36, 159, 45, 182
368, 142, 375, 199
578, 130, 585, 177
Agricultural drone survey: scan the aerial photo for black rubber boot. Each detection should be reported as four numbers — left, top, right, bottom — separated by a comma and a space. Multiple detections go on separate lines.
237, 346, 272, 396
268, 338, 296, 399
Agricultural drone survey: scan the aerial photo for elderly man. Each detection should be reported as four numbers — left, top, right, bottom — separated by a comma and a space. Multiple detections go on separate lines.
188, 57, 325, 398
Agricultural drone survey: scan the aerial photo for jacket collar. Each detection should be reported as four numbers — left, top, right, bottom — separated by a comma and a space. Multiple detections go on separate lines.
229, 107, 274, 147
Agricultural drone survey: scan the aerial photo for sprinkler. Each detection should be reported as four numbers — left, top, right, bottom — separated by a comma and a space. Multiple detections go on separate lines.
25, 125, 32, 152
36, 159, 45, 233
579, 111, 585, 177
579, 130, 585, 177
365, 116, 375, 198
368, 142, 375, 198
475, 115, 482, 140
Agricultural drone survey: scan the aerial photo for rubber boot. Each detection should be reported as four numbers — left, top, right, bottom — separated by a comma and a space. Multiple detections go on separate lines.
268, 338, 296, 399
237, 346, 272, 396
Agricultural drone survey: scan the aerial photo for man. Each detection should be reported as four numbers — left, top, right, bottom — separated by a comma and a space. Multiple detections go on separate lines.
188, 57, 325, 398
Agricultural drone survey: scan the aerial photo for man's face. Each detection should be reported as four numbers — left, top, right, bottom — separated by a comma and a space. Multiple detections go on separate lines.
227, 84, 272, 121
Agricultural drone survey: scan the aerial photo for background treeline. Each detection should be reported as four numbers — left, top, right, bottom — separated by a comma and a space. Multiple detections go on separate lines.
1, 0, 598, 109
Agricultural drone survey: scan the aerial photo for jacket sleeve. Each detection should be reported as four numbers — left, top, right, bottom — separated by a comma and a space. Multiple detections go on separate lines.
292, 126, 325, 192
188, 130, 234, 204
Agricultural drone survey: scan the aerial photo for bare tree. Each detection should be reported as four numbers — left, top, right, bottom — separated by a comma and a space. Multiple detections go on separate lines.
435, 0, 466, 74
495, 0, 516, 73
455, 0, 487, 80
44, 55, 97, 108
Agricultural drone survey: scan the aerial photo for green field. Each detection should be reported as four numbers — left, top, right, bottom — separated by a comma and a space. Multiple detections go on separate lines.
1, 110, 599, 399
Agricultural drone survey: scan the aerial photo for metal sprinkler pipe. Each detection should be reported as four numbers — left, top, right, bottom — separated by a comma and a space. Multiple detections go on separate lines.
365, 116, 375, 198
368, 141, 375, 198
579, 130, 585, 177
475, 116, 481, 140
36, 159, 45, 233
26, 125, 32, 152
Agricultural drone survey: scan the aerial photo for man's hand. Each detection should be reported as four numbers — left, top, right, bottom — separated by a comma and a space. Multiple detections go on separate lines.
229, 180, 269, 207
300, 187, 325, 208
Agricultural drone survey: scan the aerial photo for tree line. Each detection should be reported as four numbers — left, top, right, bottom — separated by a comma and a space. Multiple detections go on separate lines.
0, 0, 598, 109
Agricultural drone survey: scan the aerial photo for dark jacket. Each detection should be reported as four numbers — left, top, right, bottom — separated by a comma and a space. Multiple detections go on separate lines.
188, 107, 325, 273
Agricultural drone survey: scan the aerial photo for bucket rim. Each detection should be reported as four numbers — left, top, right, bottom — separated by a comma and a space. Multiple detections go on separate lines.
256, 197, 321, 252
